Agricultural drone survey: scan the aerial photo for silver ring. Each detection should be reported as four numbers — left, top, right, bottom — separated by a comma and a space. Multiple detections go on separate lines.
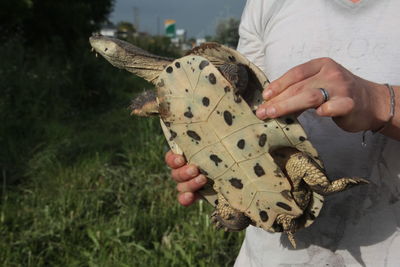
319, 88, 329, 103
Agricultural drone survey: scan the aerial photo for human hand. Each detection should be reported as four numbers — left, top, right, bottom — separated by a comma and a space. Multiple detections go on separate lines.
165, 150, 207, 206
256, 58, 391, 133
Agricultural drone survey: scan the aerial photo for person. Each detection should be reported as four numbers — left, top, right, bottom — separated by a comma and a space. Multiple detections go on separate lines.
165, 0, 400, 266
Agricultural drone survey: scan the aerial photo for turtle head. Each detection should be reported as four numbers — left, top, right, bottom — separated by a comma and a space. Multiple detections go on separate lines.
129, 90, 159, 117
89, 34, 173, 84
89, 34, 130, 69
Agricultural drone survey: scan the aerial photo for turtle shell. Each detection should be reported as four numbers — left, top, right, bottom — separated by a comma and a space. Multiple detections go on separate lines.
157, 54, 323, 231
190, 43, 325, 230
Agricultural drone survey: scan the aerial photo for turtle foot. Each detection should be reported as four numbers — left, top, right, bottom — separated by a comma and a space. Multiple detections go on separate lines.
211, 210, 250, 232
210, 194, 250, 231
276, 214, 298, 249
316, 177, 369, 195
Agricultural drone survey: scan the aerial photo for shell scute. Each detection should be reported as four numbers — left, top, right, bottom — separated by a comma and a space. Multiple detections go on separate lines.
159, 57, 226, 124
261, 119, 293, 149
189, 142, 236, 178
168, 123, 219, 159
214, 164, 249, 209
208, 94, 260, 139
221, 123, 270, 162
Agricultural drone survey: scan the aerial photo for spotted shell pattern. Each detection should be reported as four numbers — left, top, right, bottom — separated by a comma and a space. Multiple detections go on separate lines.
157, 55, 324, 231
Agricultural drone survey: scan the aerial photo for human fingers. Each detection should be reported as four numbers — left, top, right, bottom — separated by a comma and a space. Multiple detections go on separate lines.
262, 58, 329, 100
316, 97, 355, 117
177, 192, 201, 206
257, 86, 328, 119
260, 76, 317, 108
165, 150, 186, 168
176, 174, 207, 193
317, 97, 366, 132
171, 164, 199, 182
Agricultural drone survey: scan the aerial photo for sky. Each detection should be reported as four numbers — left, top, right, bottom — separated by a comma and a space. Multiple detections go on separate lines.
109, 0, 246, 38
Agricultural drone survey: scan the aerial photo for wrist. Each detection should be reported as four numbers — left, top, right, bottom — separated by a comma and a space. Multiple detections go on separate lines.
370, 84, 395, 132
368, 82, 393, 132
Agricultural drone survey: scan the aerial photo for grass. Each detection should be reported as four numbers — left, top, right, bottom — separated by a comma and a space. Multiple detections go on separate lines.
0, 115, 244, 266
0, 40, 244, 266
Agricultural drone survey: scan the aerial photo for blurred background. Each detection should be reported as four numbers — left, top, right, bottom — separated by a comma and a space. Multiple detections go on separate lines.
0, 0, 245, 266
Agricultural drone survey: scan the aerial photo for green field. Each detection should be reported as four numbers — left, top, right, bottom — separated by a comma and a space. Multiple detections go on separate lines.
0, 39, 244, 266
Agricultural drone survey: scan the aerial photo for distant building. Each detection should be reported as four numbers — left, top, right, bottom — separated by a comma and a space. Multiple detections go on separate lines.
176, 29, 187, 43
171, 28, 189, 49
181, 43, 192, 51
196, 38, 206, 46
100, 23, 117, 37
116, 22, 137, 40
116, 30, 128, 39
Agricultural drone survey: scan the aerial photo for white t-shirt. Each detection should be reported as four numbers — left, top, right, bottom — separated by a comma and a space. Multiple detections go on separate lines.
235, 0, 400, 266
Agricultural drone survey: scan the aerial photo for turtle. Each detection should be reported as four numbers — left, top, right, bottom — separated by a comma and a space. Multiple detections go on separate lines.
89, 34, 368, 247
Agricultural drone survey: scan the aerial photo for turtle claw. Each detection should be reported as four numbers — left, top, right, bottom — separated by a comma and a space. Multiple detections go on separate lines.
351, 177, 369, 184
287, 232, 297, 249
211, 216, 239, 232
211, 212, 219, 225
213, 220, 224, 230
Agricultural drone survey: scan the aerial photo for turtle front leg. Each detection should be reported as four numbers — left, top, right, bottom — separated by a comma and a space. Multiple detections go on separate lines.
218, 63, 248, 97
284, 148, 369, 195
276, 214, 298, 248
129, 90, 159, 117
211, 194, 251, 231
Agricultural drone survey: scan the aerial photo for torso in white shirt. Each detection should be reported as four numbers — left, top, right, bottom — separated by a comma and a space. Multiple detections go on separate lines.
235, 0, 400, 266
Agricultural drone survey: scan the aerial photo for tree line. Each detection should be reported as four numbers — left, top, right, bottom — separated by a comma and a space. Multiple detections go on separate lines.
0, 0, 240, 183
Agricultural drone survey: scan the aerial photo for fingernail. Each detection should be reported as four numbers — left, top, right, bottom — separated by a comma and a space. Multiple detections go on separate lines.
263, 89, 273, 99
174, 156, 184, 165
195, 175, 206, 184
266, 107, 276, 117
186, 166, 197, 176
256, 108, 266, 118
183, 192, 193, 201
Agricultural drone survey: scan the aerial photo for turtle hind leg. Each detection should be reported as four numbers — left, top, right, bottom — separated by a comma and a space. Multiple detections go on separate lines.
276, 214, 298, 248
284, 148, 369, 196
311, 177, 369, 195
211, 194, 250, 231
